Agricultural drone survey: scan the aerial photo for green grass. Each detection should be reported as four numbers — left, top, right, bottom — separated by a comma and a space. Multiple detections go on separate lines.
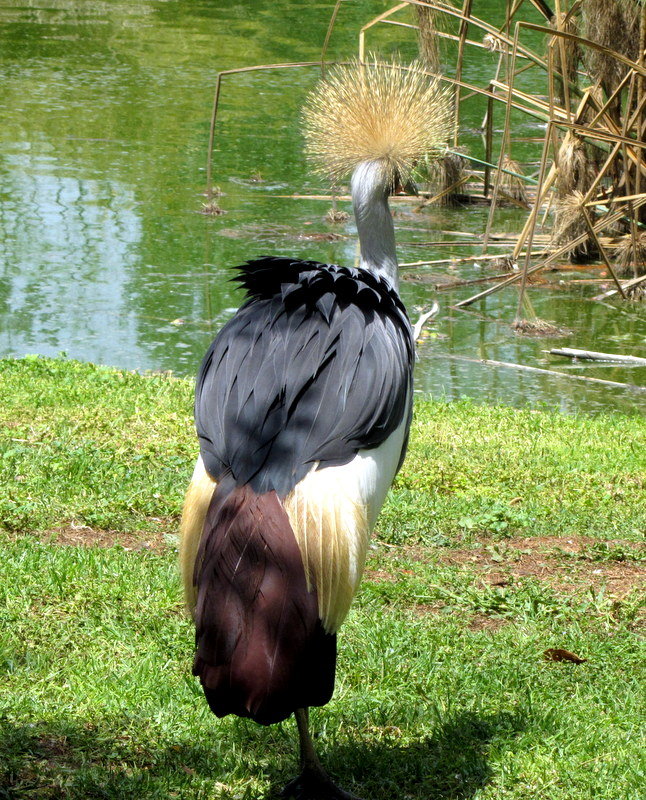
1, 357, 644, 799
0, 356, 194, 533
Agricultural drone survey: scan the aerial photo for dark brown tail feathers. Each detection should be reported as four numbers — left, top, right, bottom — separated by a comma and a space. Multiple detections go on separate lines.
192, 477, 336, 726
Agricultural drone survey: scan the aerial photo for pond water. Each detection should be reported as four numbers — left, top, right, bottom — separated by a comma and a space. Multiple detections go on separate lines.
1, 0, 645, 414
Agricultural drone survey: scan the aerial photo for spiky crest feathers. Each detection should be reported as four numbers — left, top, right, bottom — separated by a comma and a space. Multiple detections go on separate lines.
302, 58, 452, 184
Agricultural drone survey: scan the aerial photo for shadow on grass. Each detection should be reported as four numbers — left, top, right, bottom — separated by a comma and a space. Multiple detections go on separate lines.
0, 710, 525, 799
266, 710, 527, 800
0, 717, 219, 800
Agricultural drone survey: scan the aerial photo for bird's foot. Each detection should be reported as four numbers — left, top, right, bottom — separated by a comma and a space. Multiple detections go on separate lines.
281, 765, 363, 800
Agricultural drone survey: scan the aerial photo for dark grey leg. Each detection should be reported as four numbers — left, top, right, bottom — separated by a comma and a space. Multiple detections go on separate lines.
281, 708, 364, 800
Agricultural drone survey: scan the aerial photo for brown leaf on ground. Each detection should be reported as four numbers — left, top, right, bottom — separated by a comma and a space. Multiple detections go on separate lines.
544, 648, 587, 664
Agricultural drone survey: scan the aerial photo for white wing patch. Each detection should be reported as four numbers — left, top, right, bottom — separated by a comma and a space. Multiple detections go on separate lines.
283, 416, 408, 633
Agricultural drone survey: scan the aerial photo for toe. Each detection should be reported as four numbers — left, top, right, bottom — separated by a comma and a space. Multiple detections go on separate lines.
280, 767, 363, 800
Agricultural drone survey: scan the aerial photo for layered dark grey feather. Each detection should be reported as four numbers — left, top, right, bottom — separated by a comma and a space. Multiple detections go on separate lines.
195, 257, 414, 497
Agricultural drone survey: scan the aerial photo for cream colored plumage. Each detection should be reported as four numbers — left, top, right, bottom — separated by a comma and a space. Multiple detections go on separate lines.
179, 456, 216, 614
283, 413, 410, 634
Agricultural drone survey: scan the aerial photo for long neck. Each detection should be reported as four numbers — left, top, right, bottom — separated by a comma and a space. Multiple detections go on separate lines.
350, 161, 399, 289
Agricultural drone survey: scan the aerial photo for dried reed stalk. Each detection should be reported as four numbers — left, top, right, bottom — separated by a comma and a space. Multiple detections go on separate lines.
556, 132, 594, 198
428, 149, 469, 206
206, 61, 321, 196
483, 32, 507, 53
582, 0, 640, 117
501, 156, 529, 203
415, 0, 441, 73
626, 282, 645, 300
551, 10, 580, 107
453, 0, 474, 146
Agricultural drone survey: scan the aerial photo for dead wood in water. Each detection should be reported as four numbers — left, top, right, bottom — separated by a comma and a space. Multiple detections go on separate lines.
548, 348, 646, 366
412, 301, 440, 341
435, 354, 646, 393
594, 272, 646, 300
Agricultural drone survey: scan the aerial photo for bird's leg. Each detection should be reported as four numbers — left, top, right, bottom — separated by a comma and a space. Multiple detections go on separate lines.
295, 708, 323, 773
281, 708, 363, 800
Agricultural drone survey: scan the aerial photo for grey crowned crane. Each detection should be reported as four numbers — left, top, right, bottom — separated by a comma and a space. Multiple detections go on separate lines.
180, 60, 450, 800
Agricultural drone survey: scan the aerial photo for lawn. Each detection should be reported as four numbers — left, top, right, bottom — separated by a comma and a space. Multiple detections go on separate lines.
1, 356, 644, 799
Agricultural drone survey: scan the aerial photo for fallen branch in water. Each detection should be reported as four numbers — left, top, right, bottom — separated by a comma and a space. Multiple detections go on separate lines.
404, 271, 514, 289
593, 274, 646, 300
454, 264, 546, 307
400, 250, 550, 268
433, 354, 646, 392
548, 348, 646, 366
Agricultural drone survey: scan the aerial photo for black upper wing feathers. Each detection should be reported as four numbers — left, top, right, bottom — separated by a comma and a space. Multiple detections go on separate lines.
196, 257, 413, 496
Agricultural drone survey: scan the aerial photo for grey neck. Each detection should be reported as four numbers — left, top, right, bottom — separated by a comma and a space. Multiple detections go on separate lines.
350, 161, 399, 289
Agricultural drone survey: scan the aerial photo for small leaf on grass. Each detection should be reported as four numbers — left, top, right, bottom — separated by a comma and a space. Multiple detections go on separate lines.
543, 648, 586, 664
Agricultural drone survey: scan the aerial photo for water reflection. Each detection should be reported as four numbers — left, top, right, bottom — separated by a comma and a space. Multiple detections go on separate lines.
0, 0, 644, 413
0, 154, 145, 366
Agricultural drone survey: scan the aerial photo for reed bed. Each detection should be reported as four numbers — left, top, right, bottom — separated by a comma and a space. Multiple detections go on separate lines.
428, 149, 470, 206
203, 0, 646, 316
614, 231, 646, 277
552, 191, 597, 262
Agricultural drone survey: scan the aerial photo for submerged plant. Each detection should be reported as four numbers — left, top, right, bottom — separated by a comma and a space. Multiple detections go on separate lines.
325, 207, 349, 224
512, 318, 567, 337
487, 256, 517, 273
199, 200, 226, 216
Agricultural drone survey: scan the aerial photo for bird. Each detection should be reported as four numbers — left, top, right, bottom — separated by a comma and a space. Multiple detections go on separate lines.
179, 59, 451, 800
